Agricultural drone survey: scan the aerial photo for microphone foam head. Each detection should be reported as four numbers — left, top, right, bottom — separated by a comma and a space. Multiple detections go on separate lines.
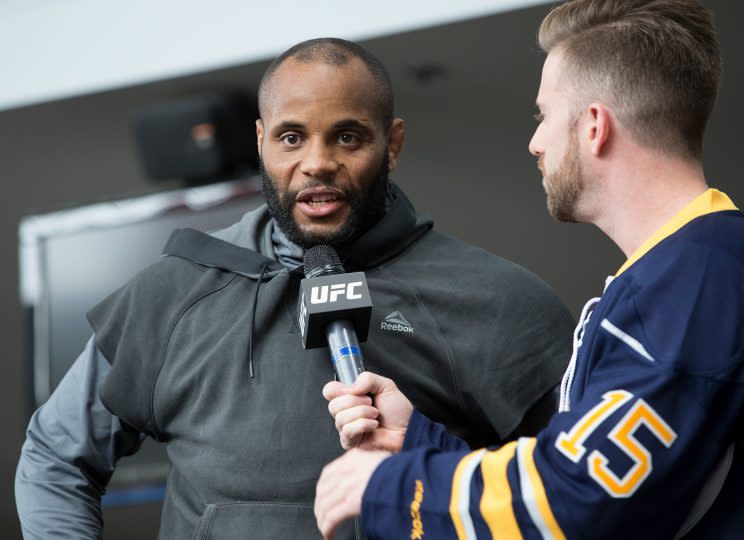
303, 245, 345, 277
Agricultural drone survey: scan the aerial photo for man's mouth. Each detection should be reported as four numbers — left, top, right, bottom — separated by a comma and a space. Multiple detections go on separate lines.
296, 187, 347, 218
306, 196, 338, 207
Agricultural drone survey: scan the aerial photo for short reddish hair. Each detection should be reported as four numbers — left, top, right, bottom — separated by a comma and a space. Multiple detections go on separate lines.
539, 0, 721, 159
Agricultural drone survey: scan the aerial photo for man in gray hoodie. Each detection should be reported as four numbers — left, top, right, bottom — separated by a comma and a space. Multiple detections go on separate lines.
16, 38, 573, 539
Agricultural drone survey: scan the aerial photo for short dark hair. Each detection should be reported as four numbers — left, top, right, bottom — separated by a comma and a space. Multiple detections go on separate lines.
258, 38, 394, 128
539, 0, 721, 160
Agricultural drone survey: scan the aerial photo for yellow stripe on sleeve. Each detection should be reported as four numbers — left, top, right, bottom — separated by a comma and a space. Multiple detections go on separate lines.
480, 441, 522, 539
518, 438, 566, 540
449, 450, 486, 540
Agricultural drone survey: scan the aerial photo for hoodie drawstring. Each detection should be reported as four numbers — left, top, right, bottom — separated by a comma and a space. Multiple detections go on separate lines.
249, 264, 268, 379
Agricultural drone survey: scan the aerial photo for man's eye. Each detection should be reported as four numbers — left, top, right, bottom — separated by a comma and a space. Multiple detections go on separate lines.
281, 134, 301, 146
339, 133, 358, 145
534, 113, 545, 124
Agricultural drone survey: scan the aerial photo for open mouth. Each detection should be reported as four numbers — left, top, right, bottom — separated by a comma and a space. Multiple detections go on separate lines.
296, 187, 347, 218
305, 197, 338, 207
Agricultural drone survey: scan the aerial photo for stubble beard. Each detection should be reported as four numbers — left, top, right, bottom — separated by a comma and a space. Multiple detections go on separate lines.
541, 127, 584, 223
261, 153, 389, 249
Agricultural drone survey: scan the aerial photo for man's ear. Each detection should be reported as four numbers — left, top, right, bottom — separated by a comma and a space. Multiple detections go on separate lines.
587, 103, 611, 157
386, 118, 405, 172
256, 119, 264, 159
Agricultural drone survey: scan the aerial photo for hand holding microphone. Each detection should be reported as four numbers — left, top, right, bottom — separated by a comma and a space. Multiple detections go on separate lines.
299, 245, 413, 452
323, 372, 413, 452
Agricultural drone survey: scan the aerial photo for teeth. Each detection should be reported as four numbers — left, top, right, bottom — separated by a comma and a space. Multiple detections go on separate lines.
308, 198, 336, 206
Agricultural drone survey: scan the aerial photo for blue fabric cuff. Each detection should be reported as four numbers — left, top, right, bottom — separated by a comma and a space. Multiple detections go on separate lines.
402, 409, 469, 451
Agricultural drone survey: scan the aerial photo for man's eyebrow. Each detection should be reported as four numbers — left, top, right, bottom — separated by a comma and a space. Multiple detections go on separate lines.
331, 119, 373, 131
271, 120, 306, 134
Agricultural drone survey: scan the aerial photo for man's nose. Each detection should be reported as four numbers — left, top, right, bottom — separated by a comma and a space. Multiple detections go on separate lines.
528, 130, 542, 157
300, 139, 340, 179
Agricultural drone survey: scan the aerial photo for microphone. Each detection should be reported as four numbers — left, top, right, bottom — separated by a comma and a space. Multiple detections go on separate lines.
299, 245, 373, 385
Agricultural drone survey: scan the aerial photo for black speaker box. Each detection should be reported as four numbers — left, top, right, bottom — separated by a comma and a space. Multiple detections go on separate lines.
135, 95, 259, 183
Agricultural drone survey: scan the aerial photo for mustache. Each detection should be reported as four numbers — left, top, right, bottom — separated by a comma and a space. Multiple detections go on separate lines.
287, 179, 350, 198
537, 156, 544, 173
257, 159, 350, 200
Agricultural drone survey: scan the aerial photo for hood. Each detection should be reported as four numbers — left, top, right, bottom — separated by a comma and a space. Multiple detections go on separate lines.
161, 181, 433, 279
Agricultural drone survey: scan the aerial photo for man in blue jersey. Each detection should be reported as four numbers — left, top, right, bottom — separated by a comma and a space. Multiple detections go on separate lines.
314, 1, 744, 538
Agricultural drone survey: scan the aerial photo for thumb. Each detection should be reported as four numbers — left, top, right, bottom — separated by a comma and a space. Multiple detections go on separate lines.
350, 372, 394, 396
322, 380, 351, 401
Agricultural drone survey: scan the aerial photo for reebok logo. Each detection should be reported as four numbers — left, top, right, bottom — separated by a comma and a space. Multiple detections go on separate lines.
381, 311, 414, 334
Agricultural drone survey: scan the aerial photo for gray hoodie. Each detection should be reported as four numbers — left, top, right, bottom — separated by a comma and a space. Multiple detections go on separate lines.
18, 183, 573, 539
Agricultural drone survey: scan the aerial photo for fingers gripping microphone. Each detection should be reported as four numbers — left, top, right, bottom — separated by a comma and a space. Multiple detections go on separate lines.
299, 246, 373, 384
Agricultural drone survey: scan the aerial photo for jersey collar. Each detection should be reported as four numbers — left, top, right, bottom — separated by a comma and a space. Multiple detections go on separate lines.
615, 188, 738, 277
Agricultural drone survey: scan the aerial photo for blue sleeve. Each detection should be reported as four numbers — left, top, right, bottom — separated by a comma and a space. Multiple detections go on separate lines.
361, 247, 744, 540
403, 409, 471, 452
363, 364, 740, 540
15, 335, 144, 540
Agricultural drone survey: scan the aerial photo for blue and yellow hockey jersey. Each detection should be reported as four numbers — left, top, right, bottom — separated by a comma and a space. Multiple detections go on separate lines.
361, 189, 744, 539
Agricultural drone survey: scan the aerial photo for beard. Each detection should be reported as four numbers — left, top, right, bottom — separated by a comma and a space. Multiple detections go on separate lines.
261, 153, 389, 249
540, 126, 584, 223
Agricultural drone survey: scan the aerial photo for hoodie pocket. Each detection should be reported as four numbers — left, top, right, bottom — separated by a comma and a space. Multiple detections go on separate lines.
191, 501, 358, 540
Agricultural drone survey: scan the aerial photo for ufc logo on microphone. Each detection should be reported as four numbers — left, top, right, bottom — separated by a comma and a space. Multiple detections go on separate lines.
310, 282, 363, 304
298, 272, 372, 349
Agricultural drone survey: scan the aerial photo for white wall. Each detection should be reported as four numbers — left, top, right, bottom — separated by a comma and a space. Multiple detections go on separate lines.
0, 0, 548, 111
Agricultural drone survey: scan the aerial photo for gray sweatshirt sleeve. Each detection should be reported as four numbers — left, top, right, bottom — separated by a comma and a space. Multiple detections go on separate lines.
15, 335, 144, 539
